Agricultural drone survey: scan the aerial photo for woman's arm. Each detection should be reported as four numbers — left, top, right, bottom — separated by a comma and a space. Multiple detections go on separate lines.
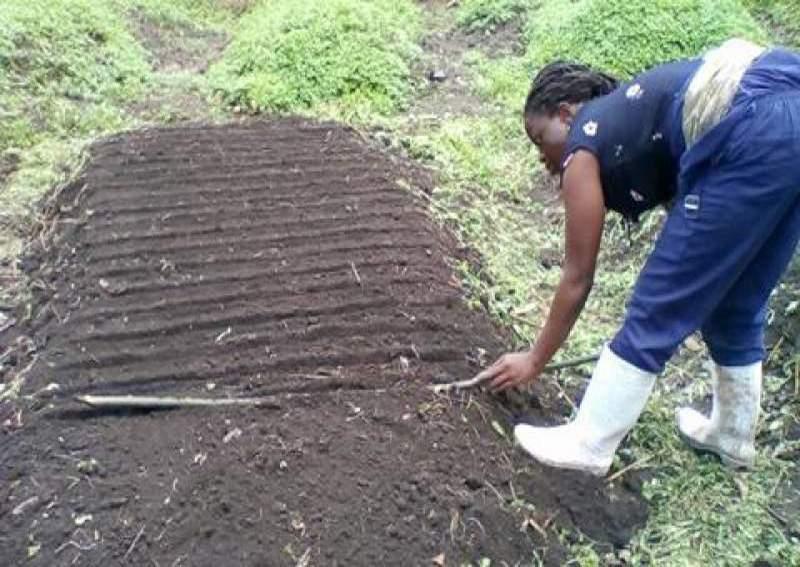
487, 150, 606, 391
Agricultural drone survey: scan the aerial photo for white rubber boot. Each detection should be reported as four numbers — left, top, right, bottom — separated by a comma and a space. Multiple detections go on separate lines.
514, 345, 656, 477
676, 361, 761, 469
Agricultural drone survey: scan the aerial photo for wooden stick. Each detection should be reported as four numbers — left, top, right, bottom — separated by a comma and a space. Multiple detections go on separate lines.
350, 261, 362, 286
605, 454, 655, 483
759, 503, 800, 538
540, 353, 600, 371
75, 394, 281, 410
551, 378, 577, 414
429, 353, 599, 394
123, 524, 145, 561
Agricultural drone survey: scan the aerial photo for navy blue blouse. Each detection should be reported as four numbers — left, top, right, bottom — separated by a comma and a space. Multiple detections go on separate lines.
561, 59, 702, 221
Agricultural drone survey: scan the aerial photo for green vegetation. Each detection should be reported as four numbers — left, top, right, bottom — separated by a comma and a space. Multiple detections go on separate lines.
526, 0, 767, 77
626, 384, 800, 564
466, 52, 530, 110
116, 0, 249, 29
0, 0, 243, 296
744, 0, 800, 47
0, 0, 150, 239
0, 0, 247, 226
456, 0, 534, 32
0, 0, 149, 153
209, 0, 422, 118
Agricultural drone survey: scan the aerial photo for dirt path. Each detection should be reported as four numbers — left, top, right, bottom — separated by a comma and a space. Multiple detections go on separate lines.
410, 1, 485, 121
126, 9, 230, 125
132, 10, 228, 74
409, 0, 525, 122
0, 120, 646, 566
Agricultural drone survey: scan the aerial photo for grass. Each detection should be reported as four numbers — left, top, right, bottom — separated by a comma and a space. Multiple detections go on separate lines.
209, 0, 423, 120
0, 0, 150, 153
0, 0, 244, 210
456, 0, 536, 32
466, 51, 530, 111
627, 395, 800, 565
0, 0, 150, 263
744, 0, 800, 48
526, 0, 767, 77
115, 0, 251, 30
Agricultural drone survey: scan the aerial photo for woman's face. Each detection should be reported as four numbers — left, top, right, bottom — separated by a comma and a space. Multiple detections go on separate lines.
524, 105, 576, 175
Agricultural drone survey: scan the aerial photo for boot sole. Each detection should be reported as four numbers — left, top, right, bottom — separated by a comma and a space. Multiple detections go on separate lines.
678, 430, 754, 470
527, 454, 610, 478
513, 429, 610, 477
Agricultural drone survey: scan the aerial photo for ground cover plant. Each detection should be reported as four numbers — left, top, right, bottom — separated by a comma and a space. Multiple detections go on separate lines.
208, 0, 422, 118
0, 0, 239, 304
526, 0, 767, 77
744, 0, 800, 48
456, 0, 535, 32
0, 0, 149, 222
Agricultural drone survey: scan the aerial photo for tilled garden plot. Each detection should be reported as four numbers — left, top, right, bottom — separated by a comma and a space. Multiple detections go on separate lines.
0, 120, 646, 566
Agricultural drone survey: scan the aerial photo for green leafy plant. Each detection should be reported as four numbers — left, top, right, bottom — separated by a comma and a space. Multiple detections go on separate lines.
115, 0, 249, 30
743, 0, 800, 48
0, 0, 149, 156
526, 0, 767, 77
0, 0, 149, 103
456, 0, 535, 32
210, 0, 422, 117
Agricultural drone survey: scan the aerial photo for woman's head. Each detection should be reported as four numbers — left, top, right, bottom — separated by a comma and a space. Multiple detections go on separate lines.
524, 62, 618, 174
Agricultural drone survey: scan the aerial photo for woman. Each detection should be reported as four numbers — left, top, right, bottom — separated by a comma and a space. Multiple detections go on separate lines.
481, 39, 800, 476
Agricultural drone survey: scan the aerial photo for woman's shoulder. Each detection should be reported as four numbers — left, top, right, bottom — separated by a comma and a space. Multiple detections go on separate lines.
625, 58, 704, 99
566, 58, 702, 151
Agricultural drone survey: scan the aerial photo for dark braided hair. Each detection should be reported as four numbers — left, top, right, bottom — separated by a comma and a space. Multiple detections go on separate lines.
524, 61, 619, 117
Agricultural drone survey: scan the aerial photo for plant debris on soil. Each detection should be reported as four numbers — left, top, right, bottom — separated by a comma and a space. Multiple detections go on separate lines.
0, 119, 646, 565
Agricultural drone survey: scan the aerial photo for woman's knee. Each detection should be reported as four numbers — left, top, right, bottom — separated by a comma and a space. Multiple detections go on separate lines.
701, 320, 765, 366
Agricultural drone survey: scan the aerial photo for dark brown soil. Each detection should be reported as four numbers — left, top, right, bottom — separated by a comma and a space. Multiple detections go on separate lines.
0, 119, 646, 566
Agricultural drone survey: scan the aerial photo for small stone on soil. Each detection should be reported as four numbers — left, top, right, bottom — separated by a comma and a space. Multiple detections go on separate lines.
428, 69, 447, 82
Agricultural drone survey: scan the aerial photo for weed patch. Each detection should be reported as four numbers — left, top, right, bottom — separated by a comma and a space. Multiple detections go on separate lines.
456, 0, 535, 32
744, 0, 800, 48
526, 0, 767, 77
0, 0, 239, 304
210, 0, 422, 119
0, 0, 149, 151
0, 0, 150, 246
116, 0, 249, 30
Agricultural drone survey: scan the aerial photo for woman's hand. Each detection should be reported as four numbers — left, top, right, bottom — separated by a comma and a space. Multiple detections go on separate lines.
485, 351, 543, 392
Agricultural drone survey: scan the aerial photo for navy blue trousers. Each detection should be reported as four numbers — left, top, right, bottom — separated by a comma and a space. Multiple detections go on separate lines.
611, 50, 800, 373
